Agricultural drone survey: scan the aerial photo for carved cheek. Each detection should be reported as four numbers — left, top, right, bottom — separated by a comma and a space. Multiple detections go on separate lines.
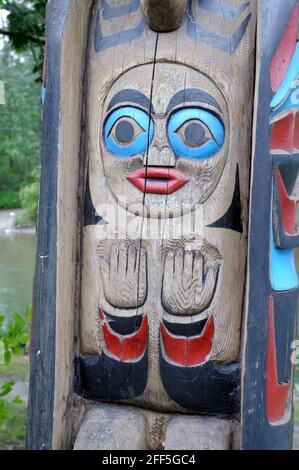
176, 149, 227, 204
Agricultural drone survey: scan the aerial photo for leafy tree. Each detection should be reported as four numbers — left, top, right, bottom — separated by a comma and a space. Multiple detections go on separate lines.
0, 45, 40, 208
0, 307, 31, 430
0, 0, 46, 80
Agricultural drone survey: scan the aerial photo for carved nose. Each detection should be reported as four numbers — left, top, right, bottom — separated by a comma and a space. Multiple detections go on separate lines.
145, 118, 176, 166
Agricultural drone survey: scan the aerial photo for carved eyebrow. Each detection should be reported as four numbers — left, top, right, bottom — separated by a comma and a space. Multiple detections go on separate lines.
166, 89, 222, 114
107, 89, 154, 112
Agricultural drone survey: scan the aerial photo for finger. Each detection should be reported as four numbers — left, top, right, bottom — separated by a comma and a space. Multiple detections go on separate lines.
164, 249, 175, 276
193, 250, 203, 290
138, 247, 148, 304
139, 247, 147, 277
110, 244, 119, 274
183, 249, 193, 278
127, 244, 137, 274
118, 241, 129, 275
99, 256, 110, 281
174, 247, 184, 275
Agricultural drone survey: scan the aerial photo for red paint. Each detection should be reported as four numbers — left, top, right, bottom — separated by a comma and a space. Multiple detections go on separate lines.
160, 317, 214, 367
270, 113, 295, 153
127, 167, 189, 195
100, 311, 148, 361
266, 296, 291, 423
276, 167, 296, 235
270, 1, 299, 92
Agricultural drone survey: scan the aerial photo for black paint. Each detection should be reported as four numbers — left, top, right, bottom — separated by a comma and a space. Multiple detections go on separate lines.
84, 170, 105, 227
166, 88, 222, 115
76, 350, 148, 400
160, 345, 240, 414
107, 89, 153, 113
273, 290, 298, 385
272, 156, 299, 248
104, 311, 143, 335
208, 165, 243, 233
163, 317, 207, 337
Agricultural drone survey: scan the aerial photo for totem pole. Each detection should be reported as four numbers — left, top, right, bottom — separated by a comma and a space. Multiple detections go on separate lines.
27, 0, 299, 450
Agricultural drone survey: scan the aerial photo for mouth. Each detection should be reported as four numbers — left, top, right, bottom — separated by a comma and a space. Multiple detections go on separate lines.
127, 167, 189, 195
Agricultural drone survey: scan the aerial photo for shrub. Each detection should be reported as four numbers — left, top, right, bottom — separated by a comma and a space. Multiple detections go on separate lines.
15, 181, 38, 226
0, 190, 20, 209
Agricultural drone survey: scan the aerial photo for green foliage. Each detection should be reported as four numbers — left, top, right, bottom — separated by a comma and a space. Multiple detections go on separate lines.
0, 402, 27, 449
0, 46, 41, 205
15, 178, 38, 225
0, 0, 46, 80
0, 307, 31, 429
0, 306, 31, 364
0, 354, 29, 380
0, 189, 20, 209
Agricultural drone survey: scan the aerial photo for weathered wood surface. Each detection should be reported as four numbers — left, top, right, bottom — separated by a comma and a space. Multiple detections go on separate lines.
79, 0, 256, 418
242, 0, 299, 450
27, 0, 92, 450
27, 0, 299, 451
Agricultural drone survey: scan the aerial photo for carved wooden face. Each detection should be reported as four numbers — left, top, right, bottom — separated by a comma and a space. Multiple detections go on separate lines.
100, 63, 228, 218
80, 0, 256, 414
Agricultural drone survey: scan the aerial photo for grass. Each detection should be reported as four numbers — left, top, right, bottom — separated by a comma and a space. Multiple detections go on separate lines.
0, 355, 29, 450
0, 355, 29, 381
0, 404, 27, 450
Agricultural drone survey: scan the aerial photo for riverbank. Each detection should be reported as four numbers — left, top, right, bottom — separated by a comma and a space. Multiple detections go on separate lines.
0, 210, 36, 319
0, 209, 35, 235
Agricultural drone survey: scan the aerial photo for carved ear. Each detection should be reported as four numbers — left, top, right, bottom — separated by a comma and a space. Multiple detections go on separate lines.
140, 0, 188, 32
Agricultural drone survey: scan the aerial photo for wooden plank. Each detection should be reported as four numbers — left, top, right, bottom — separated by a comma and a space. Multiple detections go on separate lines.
27, 0, 92, 450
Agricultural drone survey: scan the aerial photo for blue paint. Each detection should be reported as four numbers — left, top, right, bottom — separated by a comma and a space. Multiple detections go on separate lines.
270, 41, 299, 109
269, 205, 298, 291
168, 107, 224, 159
102, 0, 140, 20
187, 2, 251, 54
104, 106, 153, 157
198, 0, 250, 21
270, 75, 299, 121
41, 86, 46, 105
95, 7, 145, 52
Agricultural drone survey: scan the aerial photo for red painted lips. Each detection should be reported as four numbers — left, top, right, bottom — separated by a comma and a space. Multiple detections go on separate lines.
127, 167, 189, 195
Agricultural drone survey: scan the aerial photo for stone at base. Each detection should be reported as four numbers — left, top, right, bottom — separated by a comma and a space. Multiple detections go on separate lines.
164, 415, 232, 450
73, 403, 147, 450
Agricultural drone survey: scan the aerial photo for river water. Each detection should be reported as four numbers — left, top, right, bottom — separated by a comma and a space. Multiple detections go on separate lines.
0, 210, 36, 319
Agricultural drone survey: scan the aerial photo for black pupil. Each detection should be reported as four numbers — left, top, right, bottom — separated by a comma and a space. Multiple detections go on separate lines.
115, 120, 135, 144
184, 122, 206, 146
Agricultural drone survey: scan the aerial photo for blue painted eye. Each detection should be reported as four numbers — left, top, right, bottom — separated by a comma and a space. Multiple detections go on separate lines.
168, 108, 225, 159
104, 106, 154, 157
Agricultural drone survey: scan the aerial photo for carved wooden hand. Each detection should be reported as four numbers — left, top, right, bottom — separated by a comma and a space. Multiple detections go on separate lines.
99, 241, 148, 309
162, 246, 219, 316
